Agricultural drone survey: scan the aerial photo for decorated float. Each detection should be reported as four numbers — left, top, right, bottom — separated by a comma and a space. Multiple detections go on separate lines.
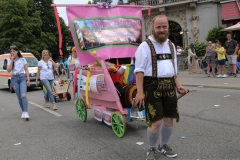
52, 2, 192, 138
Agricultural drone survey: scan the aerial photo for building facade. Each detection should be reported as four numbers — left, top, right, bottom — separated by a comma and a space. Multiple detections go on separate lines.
119, 0, 239, 48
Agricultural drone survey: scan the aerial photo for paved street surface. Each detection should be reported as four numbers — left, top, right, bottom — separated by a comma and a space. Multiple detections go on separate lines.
0, 72, 239, 160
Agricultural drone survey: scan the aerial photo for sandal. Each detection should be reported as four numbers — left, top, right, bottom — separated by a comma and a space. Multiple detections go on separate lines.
53, 104, 57, 110
44, 102, 50, 108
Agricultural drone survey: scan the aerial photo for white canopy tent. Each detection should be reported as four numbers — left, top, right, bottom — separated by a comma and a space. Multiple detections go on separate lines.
221, 22, 240, 31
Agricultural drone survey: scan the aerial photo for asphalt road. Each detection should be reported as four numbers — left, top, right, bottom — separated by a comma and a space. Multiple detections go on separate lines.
0, 85, 239, 160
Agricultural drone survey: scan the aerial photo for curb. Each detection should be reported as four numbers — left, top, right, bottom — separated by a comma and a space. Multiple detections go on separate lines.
182, 84, 240, 90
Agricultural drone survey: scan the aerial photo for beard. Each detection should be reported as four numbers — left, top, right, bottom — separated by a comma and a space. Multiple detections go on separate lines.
153, 30, 169, 43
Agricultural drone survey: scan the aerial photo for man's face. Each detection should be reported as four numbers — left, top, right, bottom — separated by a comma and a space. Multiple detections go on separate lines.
227, 34, 231, 40
152, 17, 169, 43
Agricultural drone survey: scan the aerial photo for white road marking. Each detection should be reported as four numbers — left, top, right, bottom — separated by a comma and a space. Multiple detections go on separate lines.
29, 101, 62, 117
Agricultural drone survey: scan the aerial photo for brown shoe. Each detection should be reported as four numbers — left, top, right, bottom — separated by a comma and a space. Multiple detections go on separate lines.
53, 104, 57, 110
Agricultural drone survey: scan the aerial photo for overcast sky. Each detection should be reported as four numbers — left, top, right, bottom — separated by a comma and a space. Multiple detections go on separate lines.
53, 0, 126, 25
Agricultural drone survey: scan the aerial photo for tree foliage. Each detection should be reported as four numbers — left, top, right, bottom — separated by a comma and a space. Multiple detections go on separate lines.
0, 0, 73, 60
206, 27, 229, 44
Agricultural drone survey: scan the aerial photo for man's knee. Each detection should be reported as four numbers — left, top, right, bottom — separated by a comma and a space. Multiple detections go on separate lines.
163, 117, 173, 127
150, 120, 162, 130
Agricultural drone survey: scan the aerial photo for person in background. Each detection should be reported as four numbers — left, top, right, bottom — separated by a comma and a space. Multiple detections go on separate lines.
215, 41, 227, 78
225, 33, 238, 77
54, 60, 60, 77
68, 47, 81, 81
68, 47, 81, 103
176, 46, 184, 55
204, 41, 216, 77
63, 60, 69, 78
36, 50, 58, 110
187, 43, 202, 74
7, 45, 30, 120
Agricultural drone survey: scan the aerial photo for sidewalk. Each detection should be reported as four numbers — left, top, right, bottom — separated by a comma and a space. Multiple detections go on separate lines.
178, 71, 240, 90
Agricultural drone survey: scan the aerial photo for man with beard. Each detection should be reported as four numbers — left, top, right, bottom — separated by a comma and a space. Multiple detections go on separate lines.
134, 15, 187, 160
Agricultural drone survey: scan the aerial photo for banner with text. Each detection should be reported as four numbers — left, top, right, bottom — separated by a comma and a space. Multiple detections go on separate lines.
66, 6, 144, 65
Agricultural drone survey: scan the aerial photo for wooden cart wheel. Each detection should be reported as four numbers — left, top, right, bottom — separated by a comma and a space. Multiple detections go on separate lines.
66, 92, 71, 100
111, 112, 126, 138
76, 98, 87, 122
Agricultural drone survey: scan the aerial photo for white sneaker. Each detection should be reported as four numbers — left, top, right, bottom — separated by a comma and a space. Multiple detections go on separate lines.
21, 112, 25, 119
222, 74, 228, 78
24, 112, 30, 120
217, 74, 222, 78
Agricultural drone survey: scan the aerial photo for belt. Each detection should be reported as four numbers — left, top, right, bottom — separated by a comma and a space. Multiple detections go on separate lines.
12, 73, 25, 76
144, 76, 174, 80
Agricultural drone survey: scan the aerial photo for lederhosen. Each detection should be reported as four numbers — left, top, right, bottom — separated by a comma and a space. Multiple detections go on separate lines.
143, 39, 179, 127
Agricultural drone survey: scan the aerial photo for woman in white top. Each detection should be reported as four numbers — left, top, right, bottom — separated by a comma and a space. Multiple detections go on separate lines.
68, 47, 80, 81
7, 45, 30, 120
36, 50, 58, 110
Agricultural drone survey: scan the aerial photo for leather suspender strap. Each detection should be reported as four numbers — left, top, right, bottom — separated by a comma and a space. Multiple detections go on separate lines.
145, 38, 157, 78
168, 40, 177, 78
145, 38, 177, 78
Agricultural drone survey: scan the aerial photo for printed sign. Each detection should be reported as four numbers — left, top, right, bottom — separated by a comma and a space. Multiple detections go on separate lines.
66, 6, 145, 65
74, 18, 142, 50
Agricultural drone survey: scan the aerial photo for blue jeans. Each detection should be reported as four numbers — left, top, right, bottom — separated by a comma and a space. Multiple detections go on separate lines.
11, 74, 28, 112
41, 79, 55, 104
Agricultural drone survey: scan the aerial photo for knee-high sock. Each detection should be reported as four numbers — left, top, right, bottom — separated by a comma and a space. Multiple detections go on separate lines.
160, 123, 173, 148
147, 129, 159, 149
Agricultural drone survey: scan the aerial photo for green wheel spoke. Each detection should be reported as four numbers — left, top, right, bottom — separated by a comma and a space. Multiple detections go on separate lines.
111, 112, 126, 138
75, 99, 87, 122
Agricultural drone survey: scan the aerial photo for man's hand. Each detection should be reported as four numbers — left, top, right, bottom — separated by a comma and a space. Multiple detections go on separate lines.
135, 92, 145, 109
176, 85, 187, 94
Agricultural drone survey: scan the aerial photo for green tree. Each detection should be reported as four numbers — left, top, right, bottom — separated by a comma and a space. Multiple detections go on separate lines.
88, 1, 92, 4
0, 0, 42, 57
206, 27, 229, 44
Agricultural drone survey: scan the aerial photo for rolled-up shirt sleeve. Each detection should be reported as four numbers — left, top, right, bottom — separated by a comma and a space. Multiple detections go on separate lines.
134, 46, 148, 74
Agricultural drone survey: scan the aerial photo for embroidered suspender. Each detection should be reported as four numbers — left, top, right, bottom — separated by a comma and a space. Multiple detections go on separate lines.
145, 39, 158, 78
145, 38, 177, 78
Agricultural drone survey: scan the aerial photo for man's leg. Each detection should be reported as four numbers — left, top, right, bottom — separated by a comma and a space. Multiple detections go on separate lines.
146, 120, 161, 160
160, 118, 173, 148
148, 120, 162, 149
158, 118, 177, 158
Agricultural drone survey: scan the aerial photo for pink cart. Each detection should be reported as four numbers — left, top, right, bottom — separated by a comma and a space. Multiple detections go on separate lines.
73, 59, 140, 138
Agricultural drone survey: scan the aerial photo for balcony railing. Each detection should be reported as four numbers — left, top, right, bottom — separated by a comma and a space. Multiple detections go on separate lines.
134, 0, 188, 5
134, 0, 216, 6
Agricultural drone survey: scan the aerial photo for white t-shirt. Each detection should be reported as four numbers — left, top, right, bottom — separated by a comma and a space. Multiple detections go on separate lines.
134, 36, 177, 77
7, 57, 27, 75
177, 49, 183, 55
68, 56, 80, 73
38, 60, 54, 80
55, 62, 59, 70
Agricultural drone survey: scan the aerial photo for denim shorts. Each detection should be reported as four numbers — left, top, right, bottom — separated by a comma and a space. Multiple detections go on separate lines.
218, 59, 226, 66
